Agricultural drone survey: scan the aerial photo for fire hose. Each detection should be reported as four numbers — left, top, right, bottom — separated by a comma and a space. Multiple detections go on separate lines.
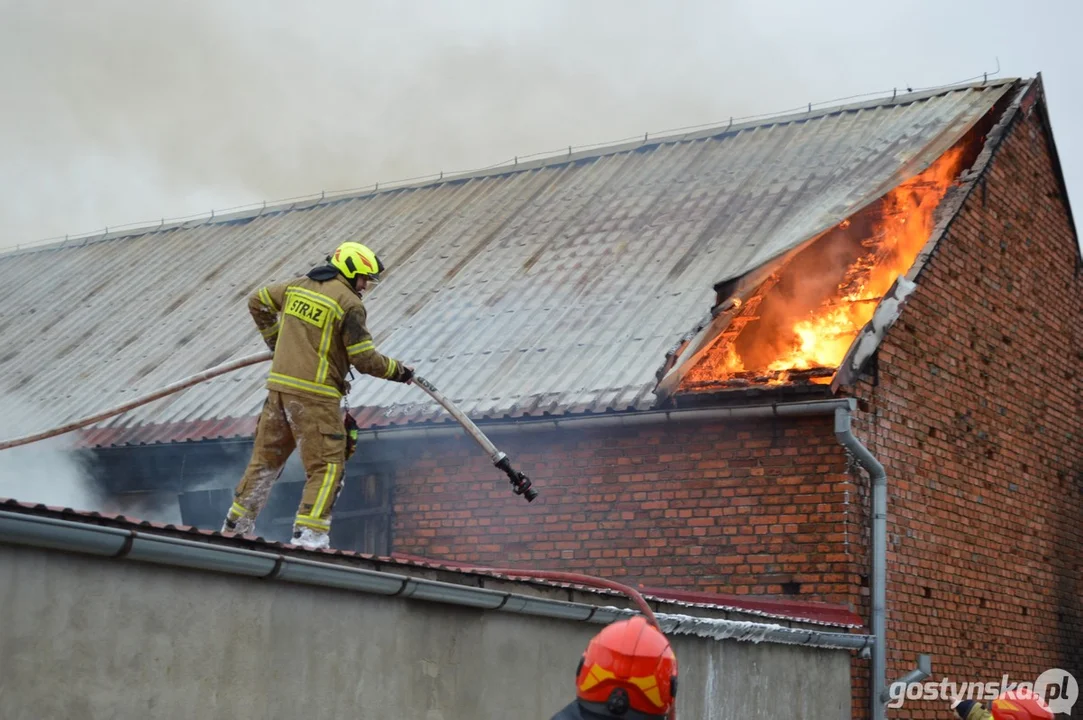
469, 568, 658, 627
0, 352, 536, 502
0, 351, 275, 451
411, 375, 536, 501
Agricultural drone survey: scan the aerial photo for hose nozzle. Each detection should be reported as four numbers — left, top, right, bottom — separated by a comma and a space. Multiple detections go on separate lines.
495, 456, 538, 502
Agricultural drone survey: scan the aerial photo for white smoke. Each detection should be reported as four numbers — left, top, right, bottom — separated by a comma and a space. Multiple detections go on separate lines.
0, 402, 102, 511
0, 402, 190, 523
0, 395, 257, 525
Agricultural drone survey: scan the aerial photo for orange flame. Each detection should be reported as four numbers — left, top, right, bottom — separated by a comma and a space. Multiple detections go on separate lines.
683, 145, 967, 388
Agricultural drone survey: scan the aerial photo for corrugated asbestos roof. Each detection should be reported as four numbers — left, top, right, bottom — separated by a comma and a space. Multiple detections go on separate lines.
0, 80, 1015, 447
0, 498, 863, 627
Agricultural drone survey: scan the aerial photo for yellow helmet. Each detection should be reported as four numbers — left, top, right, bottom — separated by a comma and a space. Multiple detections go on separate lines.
330, 242, 384, 282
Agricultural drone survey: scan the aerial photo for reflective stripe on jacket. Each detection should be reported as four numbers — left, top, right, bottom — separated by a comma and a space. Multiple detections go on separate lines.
248, 274, 405, 399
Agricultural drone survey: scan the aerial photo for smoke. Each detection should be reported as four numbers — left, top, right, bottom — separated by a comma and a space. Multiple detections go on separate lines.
2, 1, 1080, 251
0, 398, 103, 512
0, 0, 812, 246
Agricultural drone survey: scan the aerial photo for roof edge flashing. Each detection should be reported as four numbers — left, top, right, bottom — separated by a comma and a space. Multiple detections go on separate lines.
599, 606, 872, 651
0, 509, 870, 650
78, 398, 857, 449
357, 399, 856, 443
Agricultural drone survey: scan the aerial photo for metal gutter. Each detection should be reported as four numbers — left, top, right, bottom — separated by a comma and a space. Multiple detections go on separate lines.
0, 509, 871, 651
835, 407, 888, 720
360, 398, 857, 443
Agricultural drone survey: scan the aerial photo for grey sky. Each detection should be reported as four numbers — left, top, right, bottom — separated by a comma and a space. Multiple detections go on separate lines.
1, 0, 1080, 250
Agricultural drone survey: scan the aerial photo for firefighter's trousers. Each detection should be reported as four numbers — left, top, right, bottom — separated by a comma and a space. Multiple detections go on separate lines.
228, 390, 346, 534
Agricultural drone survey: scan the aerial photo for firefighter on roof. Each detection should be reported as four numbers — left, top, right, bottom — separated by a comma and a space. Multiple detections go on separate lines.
551, 615, 678, 720
222, 241, 413, 550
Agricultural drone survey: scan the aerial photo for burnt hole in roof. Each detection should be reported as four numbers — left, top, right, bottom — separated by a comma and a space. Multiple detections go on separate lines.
0, 349, 18, 364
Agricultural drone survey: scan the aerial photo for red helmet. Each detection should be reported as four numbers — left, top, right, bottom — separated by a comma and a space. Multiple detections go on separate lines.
991, 690, 1055, 720
575, 616, 677, 718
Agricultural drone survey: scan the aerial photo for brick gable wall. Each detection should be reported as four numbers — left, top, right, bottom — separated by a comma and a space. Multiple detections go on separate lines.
852, 93, 1083, 718
384, 415, 862, 603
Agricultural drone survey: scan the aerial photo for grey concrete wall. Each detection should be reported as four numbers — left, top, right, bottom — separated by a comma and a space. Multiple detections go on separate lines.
0, 543, 852, 719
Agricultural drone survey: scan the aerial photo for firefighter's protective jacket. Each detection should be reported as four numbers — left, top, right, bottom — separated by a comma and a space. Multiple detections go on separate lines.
248, 273, 408, 399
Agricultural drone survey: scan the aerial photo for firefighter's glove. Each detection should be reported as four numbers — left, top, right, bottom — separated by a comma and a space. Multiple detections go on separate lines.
395, 364, 415, 385
344, 412, 360, 461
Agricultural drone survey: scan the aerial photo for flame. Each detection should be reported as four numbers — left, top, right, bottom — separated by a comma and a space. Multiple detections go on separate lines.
683, 144, 967, 389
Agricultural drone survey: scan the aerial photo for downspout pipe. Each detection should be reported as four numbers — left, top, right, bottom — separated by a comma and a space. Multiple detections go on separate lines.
835, 404, 887, 720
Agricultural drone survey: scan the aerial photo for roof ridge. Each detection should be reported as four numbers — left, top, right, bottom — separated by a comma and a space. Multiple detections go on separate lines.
1, 77, 1022, 260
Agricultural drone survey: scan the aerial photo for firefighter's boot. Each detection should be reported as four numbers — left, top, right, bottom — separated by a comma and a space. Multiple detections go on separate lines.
291, 527, 331, 550
222, 509, 256, 536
